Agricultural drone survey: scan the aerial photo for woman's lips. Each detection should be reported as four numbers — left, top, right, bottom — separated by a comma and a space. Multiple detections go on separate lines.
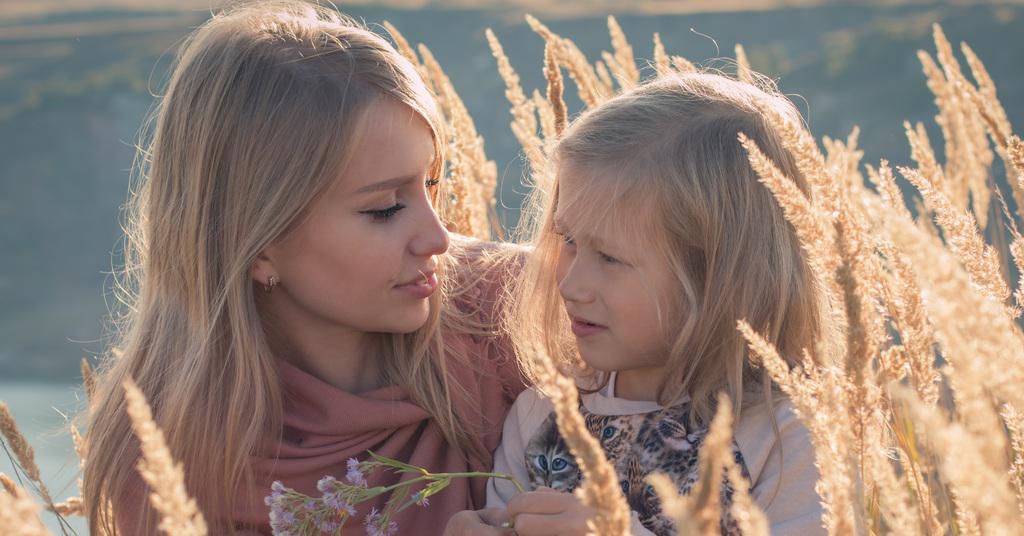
571, 318, 607, 337
395, 272, 438, 299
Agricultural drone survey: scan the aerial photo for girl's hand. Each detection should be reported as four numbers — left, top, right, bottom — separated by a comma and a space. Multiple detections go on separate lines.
444, 507, 514, 536
507, 487, 597, 536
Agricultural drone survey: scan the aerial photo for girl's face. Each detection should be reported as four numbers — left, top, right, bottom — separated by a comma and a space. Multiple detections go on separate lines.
256, 97, 449, 337
554, 168, 677, 381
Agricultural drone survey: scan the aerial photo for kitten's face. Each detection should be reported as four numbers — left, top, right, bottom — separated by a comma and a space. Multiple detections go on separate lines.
524, 415, 581, 492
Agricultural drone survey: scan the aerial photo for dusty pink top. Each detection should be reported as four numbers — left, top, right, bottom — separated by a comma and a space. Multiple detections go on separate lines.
118, 239, 525, 534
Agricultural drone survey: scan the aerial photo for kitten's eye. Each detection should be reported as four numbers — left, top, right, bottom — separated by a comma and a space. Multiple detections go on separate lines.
602, 426, 617, 439
552, 457, 568, 471
620, 480, 629, 494
536, 455, 549, 472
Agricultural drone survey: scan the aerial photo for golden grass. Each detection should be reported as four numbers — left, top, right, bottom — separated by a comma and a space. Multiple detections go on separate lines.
123, 378, 208, 536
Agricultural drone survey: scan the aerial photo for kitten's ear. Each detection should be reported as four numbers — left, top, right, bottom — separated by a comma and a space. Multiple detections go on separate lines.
658, 418, 687, 437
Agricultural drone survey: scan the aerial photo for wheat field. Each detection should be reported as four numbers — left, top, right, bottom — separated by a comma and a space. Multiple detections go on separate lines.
2, 12, 1023, 536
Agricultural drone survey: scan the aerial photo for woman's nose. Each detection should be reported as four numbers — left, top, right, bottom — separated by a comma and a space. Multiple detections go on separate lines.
409, 202, 450, 257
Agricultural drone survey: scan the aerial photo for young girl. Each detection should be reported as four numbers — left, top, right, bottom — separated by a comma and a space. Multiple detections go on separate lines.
82, 2, 523, 534
483, 73, 827, 535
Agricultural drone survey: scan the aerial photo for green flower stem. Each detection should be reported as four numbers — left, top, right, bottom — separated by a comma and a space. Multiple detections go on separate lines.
375, 471, 525, 495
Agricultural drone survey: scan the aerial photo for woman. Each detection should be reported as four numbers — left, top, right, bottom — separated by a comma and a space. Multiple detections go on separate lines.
82, 2, 523, 533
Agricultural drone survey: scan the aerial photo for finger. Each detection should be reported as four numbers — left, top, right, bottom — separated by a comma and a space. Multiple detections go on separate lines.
444, 510, 514, 536
507, 491, 571, 516
528, 485, 561, 496
511, 512, 589, 536
477, 507, 511, 527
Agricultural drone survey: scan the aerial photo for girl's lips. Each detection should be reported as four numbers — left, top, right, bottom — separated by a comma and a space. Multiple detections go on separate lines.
571, 318, 607, 337
395, 272, 438, 299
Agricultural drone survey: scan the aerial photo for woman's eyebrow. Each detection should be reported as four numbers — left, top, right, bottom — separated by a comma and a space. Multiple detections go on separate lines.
353, 174, 418, 194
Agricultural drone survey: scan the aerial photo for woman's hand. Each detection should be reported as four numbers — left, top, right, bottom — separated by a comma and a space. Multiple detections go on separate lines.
444, 507, 514, 536
506, 487, 597, 536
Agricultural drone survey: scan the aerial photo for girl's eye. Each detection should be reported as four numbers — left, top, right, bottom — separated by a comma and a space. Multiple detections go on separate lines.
556, 230, 575, 246
425, 177, 440, 188
361, 203, 406, 222
599, 251, 619, 264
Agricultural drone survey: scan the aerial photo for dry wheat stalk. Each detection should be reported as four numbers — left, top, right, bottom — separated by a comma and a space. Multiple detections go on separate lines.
961, 42, 1013, 141
671, 55, 697, 73
648, 473, 698, 535
486, 29, 547, 181
1001, 403, 1024, 515
518, 340, 631, 535
525, 15, 607, 107
531, 90, 557, 150
1, 472, 17, 494
735, 44, 753, 84
879, 244, 941, 405
865, 435, 921, 535
0, 479, 51, 536
738, 133, 836, 274
606, 16, 639, 89
724, 460, 769, 536
652, 33, 670, 76
865, 161, 911, 222
49, 497, 83, 517
593, 59, 614, 96
123, 378, 208, 536
1010, 135, 1024, 189
894, 387, 1020, 535
738, 323, 863, 535
0, 403, 53, 507
418, 43, 496, 238
899, 166, 1012, 304
381, 21, 429, 85
880, 203, 1024, 418
754, 100, 840, 223
80, 358, 96, 405
645, 396, 769, 536
544, 44, 568, 136
688, 394, 732, 534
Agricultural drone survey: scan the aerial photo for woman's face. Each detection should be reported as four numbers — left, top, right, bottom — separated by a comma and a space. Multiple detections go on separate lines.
256, 97, 449, 337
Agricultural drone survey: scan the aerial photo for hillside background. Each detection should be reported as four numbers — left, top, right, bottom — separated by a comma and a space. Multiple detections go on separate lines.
2, 0, 1023, 381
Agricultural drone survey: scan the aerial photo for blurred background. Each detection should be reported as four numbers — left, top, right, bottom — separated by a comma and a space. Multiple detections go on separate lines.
0, 0, 1021, 532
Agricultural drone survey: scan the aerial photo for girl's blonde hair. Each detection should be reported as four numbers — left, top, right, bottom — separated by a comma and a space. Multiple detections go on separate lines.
510, 72, 824, 425
83, 2, 481, 532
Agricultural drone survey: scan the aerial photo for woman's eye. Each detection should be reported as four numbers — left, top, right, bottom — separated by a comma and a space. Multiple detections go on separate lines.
361, 203, 406, 222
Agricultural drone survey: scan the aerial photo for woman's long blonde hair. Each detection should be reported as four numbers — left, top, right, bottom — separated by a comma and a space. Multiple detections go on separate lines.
509, 72, 825, 425
83, 2, 479, 532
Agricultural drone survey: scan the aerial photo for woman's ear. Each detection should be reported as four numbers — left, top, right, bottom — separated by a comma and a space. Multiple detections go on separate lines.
251, 250, 277, 287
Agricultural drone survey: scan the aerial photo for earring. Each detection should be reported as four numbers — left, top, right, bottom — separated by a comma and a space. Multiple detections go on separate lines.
263, 275, 279, 294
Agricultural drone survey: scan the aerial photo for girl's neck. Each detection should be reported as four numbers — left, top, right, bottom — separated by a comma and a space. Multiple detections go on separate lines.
612, 365, 667, 402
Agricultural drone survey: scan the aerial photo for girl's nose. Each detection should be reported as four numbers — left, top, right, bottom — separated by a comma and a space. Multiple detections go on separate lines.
558, 258, 595, 304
